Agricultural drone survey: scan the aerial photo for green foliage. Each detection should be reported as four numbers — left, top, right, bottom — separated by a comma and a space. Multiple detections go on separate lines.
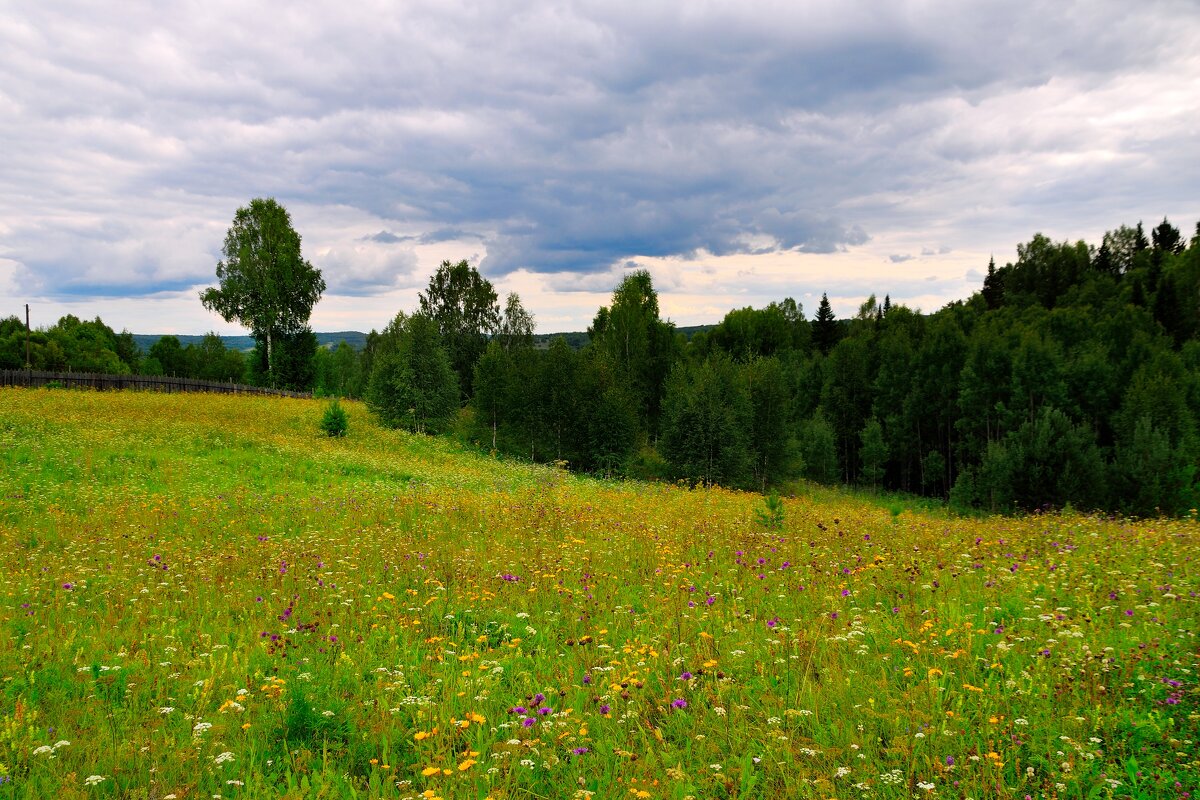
754, 490, 785, 529
954, 406, 1106, 512
589, 270, 678, 435
366, 312, 460, 434
660, 353, 751, 487
798, 411, 839, 485
200, 197, 325, 387
812, 292, 839, 354
320, 399, 349, 437
858, 417, 887, 490
417, 259, 501, 397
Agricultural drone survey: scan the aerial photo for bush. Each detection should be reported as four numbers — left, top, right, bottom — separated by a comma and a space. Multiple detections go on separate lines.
320, 399, 349, 437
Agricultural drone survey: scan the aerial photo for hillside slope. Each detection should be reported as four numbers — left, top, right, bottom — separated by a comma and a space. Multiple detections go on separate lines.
0, 389, 1196, 798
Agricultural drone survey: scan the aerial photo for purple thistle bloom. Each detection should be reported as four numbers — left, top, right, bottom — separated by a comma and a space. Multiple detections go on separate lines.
534, 693, 545, 703
679, 671, 693, 680
572, 747, 588, 755
538, 706, 553, 716
841, 589, 850, 597
522, 717, 535, 727
582, 674, 591, 684
672, 698, 687, 709
599, 704, 610, 714
62, 582, 73, 590
946, 755, 955, 766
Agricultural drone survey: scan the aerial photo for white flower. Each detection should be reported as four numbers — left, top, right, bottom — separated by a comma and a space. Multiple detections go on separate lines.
84, 775, 106, 786
214, 751, 235, 765
193, 721, 213, 736
835, 766, 852, 778
159, 706, 175, 715
53, 740, 71, 749
32, 745, 54, 756
917, 781, 936, 791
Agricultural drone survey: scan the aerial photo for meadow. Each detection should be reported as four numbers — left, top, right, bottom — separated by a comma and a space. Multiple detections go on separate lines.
0, 389, 1196, 799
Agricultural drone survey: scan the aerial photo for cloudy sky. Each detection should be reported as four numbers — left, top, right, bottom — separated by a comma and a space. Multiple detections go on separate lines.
3, 0, 1199, 335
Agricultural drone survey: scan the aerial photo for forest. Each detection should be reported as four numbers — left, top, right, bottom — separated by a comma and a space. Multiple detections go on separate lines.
4, 216, 1198, 516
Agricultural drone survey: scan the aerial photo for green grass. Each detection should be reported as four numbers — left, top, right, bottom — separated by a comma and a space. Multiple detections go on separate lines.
0, 388, 1197, 799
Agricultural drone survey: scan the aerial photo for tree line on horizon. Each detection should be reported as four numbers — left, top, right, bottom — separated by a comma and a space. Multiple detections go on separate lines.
371, 216, 1200, 518
3, 199, 1198, 516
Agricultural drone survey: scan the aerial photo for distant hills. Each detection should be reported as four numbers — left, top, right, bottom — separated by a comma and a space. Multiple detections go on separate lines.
133, 324, 715, 353
131, 331, 368, 353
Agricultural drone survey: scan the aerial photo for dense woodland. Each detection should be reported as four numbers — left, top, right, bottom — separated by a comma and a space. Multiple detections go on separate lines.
5, 216, 1199, 516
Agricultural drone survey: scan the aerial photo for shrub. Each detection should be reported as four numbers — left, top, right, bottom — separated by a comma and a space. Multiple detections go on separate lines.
320, 399, 348, 437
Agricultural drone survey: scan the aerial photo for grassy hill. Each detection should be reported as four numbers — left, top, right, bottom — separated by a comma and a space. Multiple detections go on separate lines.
0, 388, 1196, 798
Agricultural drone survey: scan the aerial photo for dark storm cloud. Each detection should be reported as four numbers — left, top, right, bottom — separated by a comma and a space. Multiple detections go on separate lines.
2, 0, 1198, 302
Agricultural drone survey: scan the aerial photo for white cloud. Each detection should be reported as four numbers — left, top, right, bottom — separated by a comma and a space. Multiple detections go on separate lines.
2, 0, 1198, 332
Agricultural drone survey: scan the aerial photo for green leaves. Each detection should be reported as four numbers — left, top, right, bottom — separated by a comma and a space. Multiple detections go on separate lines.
200, 198, 325, 387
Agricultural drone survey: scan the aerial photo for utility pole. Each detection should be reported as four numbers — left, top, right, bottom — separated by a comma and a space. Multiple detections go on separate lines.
25, 304, 32, 371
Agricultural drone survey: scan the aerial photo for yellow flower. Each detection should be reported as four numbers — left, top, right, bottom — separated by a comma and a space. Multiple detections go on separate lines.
458, 758, 477, 771
414, 731, 430, 741
421, 766, 440, 777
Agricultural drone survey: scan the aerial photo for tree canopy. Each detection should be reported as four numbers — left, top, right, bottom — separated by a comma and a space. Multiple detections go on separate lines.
200, 198, 325, 386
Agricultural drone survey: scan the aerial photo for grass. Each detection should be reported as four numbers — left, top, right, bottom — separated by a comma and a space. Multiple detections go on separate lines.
0, 388, 1197, 799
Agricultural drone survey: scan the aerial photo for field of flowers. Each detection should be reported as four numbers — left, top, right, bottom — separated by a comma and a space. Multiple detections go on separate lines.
0, 389, 1197, 799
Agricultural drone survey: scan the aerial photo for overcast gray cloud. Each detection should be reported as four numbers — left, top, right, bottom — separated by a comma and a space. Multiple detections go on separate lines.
1, 0, 1199, 330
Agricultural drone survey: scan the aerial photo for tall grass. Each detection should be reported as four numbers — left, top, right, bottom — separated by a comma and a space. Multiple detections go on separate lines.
0, 389, 1196, 798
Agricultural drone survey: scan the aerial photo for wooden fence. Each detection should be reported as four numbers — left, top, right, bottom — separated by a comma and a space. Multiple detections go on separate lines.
0, 369, 311, 398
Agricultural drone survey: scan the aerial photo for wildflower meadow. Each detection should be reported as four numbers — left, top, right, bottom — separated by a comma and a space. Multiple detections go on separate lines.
0, 389, 1196, 799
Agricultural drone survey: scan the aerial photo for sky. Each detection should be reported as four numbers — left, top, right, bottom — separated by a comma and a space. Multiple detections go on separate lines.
2, 0, 1199, 336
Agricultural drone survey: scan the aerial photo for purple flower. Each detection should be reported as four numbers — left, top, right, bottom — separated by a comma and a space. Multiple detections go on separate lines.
62, 582, 73, 590
522, 717, 535, 727
830, 612, 839, 620
946, 755, 955, 766
582, 675, 591, 685
599, 704, 610, 715
841, 589, 850, 597
538, 706, 553, 716
1124, 609, 1134, 617
671, 698, 687, 709
572, 747, 588, 755
534, 693, 545, 703
679, 671, 693, 681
